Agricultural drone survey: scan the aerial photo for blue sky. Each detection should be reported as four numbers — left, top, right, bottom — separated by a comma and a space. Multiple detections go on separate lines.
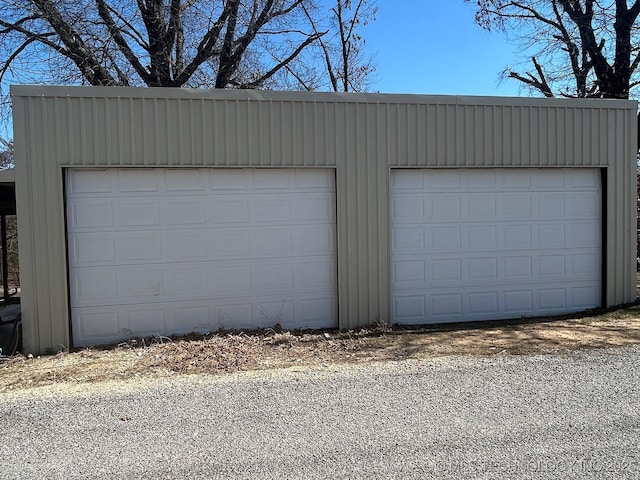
0, 1, 526, 139
365, 0, 524, 97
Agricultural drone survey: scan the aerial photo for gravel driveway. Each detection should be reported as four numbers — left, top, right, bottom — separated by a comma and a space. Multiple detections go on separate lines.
1, 346, 639, 479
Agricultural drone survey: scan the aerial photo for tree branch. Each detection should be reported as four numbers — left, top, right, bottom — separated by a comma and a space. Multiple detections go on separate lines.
508, 56, 554, 97
239, 31, 323, 88
0, 15, 39, 35
0, 37, 38, 82
173, 3, 232, 86
301, 3, 337, 91
95, 0, 152, 85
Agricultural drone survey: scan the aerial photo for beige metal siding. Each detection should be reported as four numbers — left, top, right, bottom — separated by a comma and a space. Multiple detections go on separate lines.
11, 86, 637, 354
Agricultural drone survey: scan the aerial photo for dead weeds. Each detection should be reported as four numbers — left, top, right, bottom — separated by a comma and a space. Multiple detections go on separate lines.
2, 305, 640, 393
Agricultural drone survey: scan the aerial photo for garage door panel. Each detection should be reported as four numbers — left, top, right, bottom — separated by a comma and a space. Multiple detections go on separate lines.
164, 230, 209, 260
566, 193, 600, 218
395, 251, 600, 291
115, 169, 161, 192
251, 264, 294, 291
392, 196, 424, 221
69, 233, 117, 266
393, 295, 426, 321
467, 257, 498, 281
430, 226, 462, 250
537, 288, 567, 310
209, 169, 248, 190
164, 198, 206, 225
572, 286, 601, 308
466, 194, 496, 220
533, 170, 566, 188
432, 294, 463, 317
502, 225, 533, 248
502, 257, 533, 278
252, 169, 292, 189
293, 194, 335, 222
166, 169, 206, 191
568, 223, 600, 246
566, 169, 600, 187
208, 197, 250, 223
67, 168, 338, 346
299, 300, 334, 325
430, 259, 462, 282
173, 306, 210, 333
119, 266, 164, 299
431, 196, 461, 220
118, 199, 160, 227
250, 229, 293, 256
68, 169, 112, 194
467, 292, 499, 315
214, 303, 254, 329
72, 309, 120, 342
466, 226, 497, 249
69, 200, 114, 229
120, 232, 163, 261
393, 260, 426, 285
394, 284, 599, 324
391, 168, 601, 324
391, 170, 424, 189
168, 265, 209, 298
293, 169, 334, 189
293, 226, 335, 254
569, 253, 599, 276
464, 170, 497, 188
295, 260, 336, 291
537, 255, 566, 276
125, 308, 167, 337
209, 264, 252, 293
498, 195, 531, 219
254, 300, 295, 327
392, 227, 425, 252
71, 269, 118, 305
504, 291, 533, 313
534, 193, 566, 219
424, 170, 461, 189
254, 196, 292, 222
208, 229, 251, 257
499, 171, 532, 188
534, 224, 566, 247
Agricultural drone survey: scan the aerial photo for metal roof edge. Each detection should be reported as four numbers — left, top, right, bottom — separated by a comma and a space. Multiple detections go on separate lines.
9, 84, 638, 109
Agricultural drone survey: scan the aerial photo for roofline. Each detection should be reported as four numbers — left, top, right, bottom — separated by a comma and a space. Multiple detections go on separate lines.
10, 84, 638, 110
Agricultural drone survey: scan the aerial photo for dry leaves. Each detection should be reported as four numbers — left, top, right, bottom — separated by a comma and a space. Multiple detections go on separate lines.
2, 306, 640, 393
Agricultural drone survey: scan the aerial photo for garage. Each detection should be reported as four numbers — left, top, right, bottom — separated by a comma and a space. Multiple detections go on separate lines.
391, 168, 602, 324
11, 87, 637, 354
66, 168, 337, 346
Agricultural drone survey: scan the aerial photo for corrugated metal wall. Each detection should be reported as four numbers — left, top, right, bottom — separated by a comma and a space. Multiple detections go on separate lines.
11, 86, 637, 354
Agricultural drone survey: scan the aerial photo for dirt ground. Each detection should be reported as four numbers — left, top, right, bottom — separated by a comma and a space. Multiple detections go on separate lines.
2, 303, 640, 393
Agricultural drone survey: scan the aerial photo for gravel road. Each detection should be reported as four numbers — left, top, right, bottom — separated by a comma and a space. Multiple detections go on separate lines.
1, 346, 639, 479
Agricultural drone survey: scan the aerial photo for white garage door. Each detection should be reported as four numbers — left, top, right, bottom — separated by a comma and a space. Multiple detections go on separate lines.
66, 168, 337, 346
391, 168, 602, 324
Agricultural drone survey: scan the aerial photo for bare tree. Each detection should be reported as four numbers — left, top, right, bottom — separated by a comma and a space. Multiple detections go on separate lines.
469, 0, 640, 99
0, 138, 12, 170
0, 0, 326, 93
302, 0, 376, 92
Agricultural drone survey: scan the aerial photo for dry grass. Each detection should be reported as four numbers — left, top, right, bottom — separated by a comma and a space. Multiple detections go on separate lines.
2, 305, 640, 393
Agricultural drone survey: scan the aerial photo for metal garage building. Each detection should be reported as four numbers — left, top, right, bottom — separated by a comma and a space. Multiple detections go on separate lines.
11, 86, 637, 354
